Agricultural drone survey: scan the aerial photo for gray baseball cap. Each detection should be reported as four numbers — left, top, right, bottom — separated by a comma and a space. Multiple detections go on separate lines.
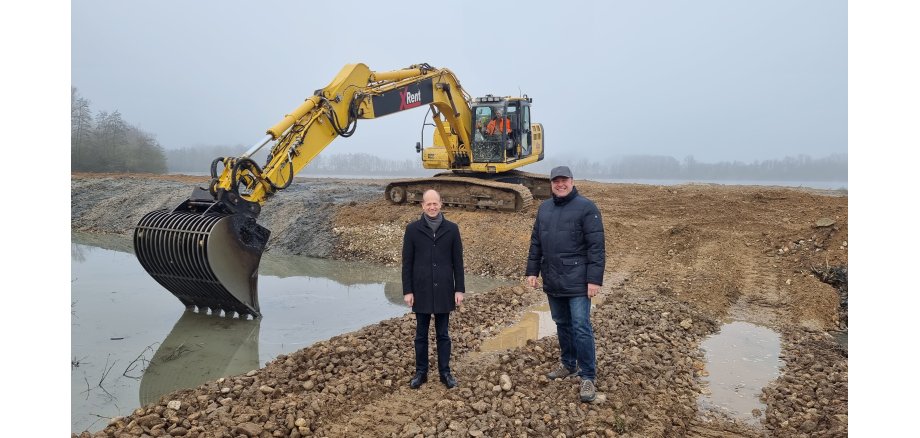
550, 166, 573, 180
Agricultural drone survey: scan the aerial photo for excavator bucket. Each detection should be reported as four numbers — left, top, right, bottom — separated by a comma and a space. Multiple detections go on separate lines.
134, 208, 269, 318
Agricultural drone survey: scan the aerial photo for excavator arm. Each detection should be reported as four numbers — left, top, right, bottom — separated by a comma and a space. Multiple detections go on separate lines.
209, 63, 474, 214
133, 63, 477, 318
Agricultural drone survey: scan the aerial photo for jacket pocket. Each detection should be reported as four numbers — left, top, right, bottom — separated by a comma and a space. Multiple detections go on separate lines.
561, 257, 587, 266
560, 257, 588, 289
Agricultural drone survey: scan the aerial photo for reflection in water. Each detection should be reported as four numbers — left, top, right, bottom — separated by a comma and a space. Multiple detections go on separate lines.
698, 321, 783, 426
139, 311, 260, 405
261, 252, 400, 283
261, 254, 473, 306
383, 282, 405, 306
72, 231, 135, 254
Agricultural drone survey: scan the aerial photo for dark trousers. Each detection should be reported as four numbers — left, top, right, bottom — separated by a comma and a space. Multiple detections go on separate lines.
414, 312, 451, 376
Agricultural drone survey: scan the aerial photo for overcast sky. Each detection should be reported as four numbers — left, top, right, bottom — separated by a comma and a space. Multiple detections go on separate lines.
71, 0, 847, 164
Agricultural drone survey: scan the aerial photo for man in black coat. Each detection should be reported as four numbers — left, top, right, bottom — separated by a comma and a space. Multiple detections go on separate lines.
526, 166, 605, 402
402, 189, 465, 389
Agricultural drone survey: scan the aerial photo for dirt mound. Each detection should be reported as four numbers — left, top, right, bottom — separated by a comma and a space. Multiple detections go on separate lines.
71, 173, 848, 437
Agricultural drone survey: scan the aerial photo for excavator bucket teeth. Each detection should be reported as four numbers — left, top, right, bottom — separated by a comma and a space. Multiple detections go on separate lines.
134, 210, 270, 318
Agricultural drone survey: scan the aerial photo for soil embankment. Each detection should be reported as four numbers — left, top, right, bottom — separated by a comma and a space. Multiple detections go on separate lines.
71, 173, 848, 437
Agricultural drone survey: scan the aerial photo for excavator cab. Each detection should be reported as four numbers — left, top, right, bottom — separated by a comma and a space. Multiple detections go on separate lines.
470, 95, 534, 163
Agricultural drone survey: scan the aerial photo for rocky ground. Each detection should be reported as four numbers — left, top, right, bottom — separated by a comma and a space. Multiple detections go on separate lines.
71, 173, 848, 437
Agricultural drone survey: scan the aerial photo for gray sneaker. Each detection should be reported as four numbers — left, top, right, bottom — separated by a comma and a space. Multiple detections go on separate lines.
579, 378, 596, 402
546, 365, 577, 380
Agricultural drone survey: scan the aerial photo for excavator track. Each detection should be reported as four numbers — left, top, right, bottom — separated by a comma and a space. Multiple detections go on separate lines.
384, 174, 534, 211
484, 169, 552, 200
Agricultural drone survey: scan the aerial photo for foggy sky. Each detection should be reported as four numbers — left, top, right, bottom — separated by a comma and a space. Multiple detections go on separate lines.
71, 0, 847, 164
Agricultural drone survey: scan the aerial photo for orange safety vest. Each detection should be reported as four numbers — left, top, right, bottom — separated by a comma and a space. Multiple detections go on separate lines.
486, 117, 511, 135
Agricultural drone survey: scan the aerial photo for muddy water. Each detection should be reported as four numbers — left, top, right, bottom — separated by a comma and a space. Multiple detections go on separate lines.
831, 330, 848, 352
70, 234, 509, 433
697, 321, 783, 426
477, 296, 607, 355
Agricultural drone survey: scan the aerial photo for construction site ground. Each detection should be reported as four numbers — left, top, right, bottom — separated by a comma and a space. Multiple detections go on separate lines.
71, 173, 848, 437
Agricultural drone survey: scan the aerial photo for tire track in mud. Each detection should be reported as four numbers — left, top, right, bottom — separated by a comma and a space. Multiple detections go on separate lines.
729, 242, 785, 327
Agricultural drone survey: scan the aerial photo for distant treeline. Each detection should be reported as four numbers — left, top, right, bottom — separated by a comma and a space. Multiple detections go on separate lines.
165, 144, 253, 173
71, 88, 168, 173
166, 147, 428, 176
529, 154, 848, 182
165, 148, 847, 182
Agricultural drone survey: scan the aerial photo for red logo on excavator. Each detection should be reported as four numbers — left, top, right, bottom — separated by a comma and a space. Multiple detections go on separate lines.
400, 87, 422, 110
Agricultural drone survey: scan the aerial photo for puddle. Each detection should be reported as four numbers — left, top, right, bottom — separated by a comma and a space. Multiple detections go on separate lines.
477, 295, 606, 355
830, 330, 847, 352
698, 320, 783, 426
71, 234, 509, 433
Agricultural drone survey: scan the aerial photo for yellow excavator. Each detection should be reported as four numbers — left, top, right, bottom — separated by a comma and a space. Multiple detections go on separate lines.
134, 63, 548, 318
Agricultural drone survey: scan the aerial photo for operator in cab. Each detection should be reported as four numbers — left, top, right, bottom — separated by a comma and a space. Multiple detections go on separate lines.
486, 108, 512, 136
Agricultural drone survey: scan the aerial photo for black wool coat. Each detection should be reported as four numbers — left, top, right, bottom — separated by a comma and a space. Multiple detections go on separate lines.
402, 214, 466, 314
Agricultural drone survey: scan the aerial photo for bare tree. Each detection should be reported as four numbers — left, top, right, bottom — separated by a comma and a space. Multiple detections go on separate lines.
71, 87, 94, 167
71, 90, 168, 173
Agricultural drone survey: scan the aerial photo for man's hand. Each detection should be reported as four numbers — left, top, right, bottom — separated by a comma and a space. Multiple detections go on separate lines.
455, 292, 464, 306
404, 293, 414, 307
587, 283, 601, 298
526, 275, 539, 288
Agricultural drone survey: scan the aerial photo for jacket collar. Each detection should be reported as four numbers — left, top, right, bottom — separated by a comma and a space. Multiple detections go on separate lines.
415, 213, 451, 241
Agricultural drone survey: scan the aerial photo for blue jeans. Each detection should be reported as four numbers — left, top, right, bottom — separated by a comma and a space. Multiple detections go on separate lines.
414, 313, 451, 376
547, 295, 596, 380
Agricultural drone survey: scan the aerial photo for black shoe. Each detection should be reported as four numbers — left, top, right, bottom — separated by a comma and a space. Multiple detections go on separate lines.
409, 372, 427, 389
439, 372, 458, 389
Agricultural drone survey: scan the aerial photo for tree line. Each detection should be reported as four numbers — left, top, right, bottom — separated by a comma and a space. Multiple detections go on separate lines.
71, 88, 167, 173
166, 147, 428, 176
165, 147, 846, 182
528, 153, 848, 182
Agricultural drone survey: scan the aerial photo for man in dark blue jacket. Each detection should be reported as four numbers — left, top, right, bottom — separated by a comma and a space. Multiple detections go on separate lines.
526, 166, 605, 402
402, 189, 465, 389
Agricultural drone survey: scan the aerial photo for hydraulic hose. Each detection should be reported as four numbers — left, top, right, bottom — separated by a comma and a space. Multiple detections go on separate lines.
325, 95, 360, 138
209, 157, 226, 197
230, 157, 263, 195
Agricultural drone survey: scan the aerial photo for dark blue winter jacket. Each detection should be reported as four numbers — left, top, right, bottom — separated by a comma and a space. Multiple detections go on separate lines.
525, 187, 605, 296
